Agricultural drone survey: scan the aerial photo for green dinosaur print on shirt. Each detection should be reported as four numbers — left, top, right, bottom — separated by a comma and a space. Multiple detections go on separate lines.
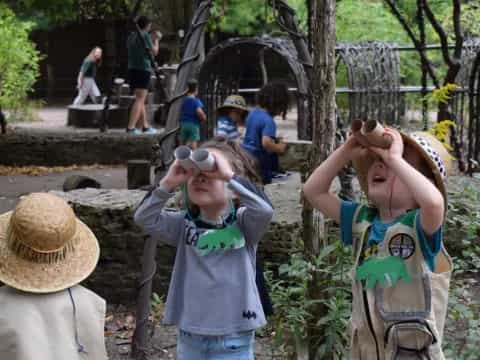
197, 224, 245, 255
356, 256, 412, 289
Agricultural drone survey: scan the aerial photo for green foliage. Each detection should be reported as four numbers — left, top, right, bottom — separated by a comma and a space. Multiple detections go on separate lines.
441, 2, 480, 40
6, 0, 139, 29
150, 292, 165, 323
442, 178, 480, 357
0, 4, 41, 115
208, 0, 307, 36
9, 0, 77, 28
267, 239, 352, 358
208, 0, 274, 36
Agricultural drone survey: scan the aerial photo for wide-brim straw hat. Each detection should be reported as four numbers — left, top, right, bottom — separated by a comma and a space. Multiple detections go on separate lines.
0, 193, 100, 293
353, 131, 451, 201
217, 95, 248, 113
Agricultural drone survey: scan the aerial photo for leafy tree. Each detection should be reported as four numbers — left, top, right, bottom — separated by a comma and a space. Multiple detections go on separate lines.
0, 4, 41, 115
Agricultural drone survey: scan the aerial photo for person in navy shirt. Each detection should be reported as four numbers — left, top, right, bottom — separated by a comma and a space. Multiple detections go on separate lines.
242, 82, 289, 184
180, 79, 207, 149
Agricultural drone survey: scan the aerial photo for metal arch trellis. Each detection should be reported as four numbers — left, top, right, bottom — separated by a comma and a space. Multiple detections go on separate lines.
197, 36, 310, 139
336, 41, 402, 125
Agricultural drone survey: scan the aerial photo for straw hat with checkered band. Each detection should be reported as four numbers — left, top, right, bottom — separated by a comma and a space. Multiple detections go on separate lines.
353, 130, 451, 202
0, 193, 100, 293
217, 95, 249, 113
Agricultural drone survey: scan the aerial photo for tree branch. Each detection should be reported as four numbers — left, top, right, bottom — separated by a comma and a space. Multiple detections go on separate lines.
422, 0, 452, 67
452, 0, 463, 61
383, 0, 439, 88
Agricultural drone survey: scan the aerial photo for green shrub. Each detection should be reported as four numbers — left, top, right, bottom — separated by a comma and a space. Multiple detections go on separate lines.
0, 4, 41, 116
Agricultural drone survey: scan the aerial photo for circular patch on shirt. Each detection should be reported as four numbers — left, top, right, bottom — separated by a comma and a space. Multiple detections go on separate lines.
388, 233, 416, 259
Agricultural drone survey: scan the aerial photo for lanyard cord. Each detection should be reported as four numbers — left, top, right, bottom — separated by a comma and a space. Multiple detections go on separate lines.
68, 288, 88, 354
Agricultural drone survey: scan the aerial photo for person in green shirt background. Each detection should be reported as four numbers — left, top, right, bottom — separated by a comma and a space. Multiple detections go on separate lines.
126, 15, 160, 134
72, 46, 102, 106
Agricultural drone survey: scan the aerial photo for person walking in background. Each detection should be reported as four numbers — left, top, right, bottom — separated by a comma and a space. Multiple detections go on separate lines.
126, 15, 159, 134
72, 46, 102, 105
242, 82, 289, 184
215, 95, 249, 142
179, 79, 207, 149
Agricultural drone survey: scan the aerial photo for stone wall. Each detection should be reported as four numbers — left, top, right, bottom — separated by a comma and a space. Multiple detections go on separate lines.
51, 175, 302, 304
0, 130, 157, 166
0, 129, 311, 169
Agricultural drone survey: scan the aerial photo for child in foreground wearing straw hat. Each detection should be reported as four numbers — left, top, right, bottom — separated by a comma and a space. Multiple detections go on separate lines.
303, 125, 452, 359
135, 137, 272, 360
0, 193, 107, 360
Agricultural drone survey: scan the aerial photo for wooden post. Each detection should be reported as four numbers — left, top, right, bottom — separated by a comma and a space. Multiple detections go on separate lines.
305, 0, 337, 358
127, 160, 151, 189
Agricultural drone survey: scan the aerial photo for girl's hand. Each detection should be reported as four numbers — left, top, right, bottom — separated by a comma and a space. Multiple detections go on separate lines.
203, 151, 234, 182
368, 127, 402, 162
160, 160, 193, 191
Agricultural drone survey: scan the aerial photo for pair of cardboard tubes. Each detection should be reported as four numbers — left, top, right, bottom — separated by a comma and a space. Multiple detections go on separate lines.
351, 120, 392, 149
174, 146, 216, 172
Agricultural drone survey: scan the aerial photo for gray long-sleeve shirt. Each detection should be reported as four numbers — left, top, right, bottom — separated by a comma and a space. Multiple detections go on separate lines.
134, 176, 273, 335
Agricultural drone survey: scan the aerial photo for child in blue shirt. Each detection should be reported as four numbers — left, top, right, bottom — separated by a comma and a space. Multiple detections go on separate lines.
242, 82, 289, 184
135, 137, 273, 359
180, 79, 207, 149
215, 95, 248, 141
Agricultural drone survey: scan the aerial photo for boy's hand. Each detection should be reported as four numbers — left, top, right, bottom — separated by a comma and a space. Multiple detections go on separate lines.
203, 151, 234, 182
368, 128, 402, 163
343, 134, 369, 162
160, 160, 193, 191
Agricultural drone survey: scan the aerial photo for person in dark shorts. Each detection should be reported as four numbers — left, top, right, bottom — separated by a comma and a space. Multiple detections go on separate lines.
179, 79, 207, 149
126, 16, 159, 134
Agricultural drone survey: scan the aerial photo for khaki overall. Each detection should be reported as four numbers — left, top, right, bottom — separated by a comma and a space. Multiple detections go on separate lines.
348, 206, 452, 360
0, 285, 108, 360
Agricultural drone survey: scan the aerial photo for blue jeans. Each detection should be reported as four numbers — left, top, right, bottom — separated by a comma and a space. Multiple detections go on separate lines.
177, 329, 255, 360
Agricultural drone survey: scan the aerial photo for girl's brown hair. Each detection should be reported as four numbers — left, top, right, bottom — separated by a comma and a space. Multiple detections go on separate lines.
200, 136, 262, 185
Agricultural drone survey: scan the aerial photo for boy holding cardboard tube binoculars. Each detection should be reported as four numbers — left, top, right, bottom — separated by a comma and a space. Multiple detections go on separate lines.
304, 120, 453, 359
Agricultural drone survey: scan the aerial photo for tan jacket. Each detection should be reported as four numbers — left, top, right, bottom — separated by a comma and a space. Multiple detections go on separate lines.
0, 285, 108, 360
348, 206, 451, 360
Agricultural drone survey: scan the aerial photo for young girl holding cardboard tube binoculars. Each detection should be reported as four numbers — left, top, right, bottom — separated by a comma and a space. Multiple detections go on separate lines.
174, 145, 217, 173
135, 138, 273, 359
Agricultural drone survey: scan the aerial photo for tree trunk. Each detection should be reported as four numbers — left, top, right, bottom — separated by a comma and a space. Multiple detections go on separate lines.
304, 0, 336, 359
0, 106, 6, 134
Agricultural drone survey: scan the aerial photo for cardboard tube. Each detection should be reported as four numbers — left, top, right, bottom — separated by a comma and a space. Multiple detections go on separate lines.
191, 149, 216, 172
362, 120, 392, 149
174, 146, 197, 171
351, 120, 370, 148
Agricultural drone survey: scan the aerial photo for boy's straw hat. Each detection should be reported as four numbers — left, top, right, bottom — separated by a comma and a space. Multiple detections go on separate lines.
0, 193, 100, 293
353, 131, 451, 201
217, 95, 248, 113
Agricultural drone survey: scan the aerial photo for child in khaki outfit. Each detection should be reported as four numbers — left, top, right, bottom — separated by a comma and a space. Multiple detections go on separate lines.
304, 125, 452, 359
